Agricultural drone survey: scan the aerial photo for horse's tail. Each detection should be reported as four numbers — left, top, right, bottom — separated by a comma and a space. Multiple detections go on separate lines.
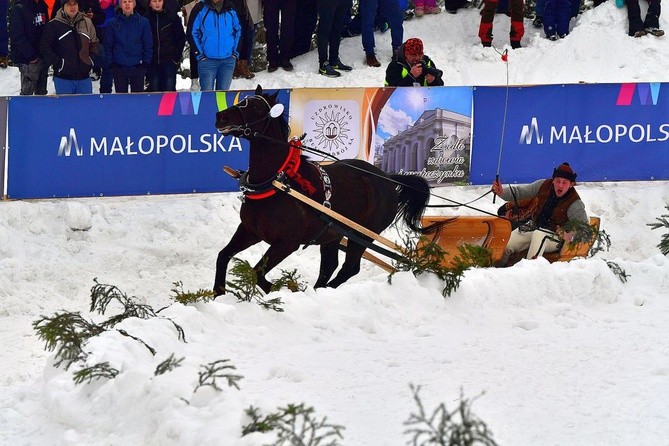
391, 174, 452, 235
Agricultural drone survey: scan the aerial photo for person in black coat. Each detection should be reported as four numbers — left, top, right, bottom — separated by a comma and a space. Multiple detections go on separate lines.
144, 0, 186, 91
40, 0, 101, 94
10, 0, 50, 94
384, 37, 443, 87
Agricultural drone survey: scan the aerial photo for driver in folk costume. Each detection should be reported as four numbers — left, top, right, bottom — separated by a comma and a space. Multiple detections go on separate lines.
492, 162, 588, 266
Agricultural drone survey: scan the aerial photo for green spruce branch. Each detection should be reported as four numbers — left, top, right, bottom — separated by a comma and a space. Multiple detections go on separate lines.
194, 359, 243, 393
226, 258, 285, 312
73, 362, 119, 385
647, 206, 669, 255
606, 260, 630, 283
391, 230, 469, 297
242, 403, 345, 446
32, 311, 104, 370
271, 269, 308, 293
90, 279, 185, 342
33, 280, 187, 384
155, 354, 185, 376
172, 281, 217, 305
404, 384, 498, 446
561, 220, 610, 257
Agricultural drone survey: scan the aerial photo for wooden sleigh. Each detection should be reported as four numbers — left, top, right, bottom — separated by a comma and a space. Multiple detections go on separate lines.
419, 216, 601, 267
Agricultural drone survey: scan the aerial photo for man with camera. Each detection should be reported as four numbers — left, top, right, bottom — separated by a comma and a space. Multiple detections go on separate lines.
384, 37, 443, 87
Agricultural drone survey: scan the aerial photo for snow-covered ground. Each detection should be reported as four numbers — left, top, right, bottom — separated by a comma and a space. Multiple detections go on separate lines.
1, 3, 668, 445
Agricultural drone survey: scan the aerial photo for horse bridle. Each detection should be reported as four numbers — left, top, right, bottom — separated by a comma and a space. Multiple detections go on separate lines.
230, 95, 279, 139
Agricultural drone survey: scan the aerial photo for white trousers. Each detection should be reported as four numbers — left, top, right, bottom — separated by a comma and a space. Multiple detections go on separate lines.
504, 227, 562, 261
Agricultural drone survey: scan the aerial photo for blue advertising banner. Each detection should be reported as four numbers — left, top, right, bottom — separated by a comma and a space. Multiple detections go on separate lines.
7, 89, 290, 199
1, 97, 6, 198
471, 83, 669, 185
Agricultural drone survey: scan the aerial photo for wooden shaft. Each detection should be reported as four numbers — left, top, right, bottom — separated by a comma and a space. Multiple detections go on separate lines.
339, 239, 396, 273
271, 180, 402, 252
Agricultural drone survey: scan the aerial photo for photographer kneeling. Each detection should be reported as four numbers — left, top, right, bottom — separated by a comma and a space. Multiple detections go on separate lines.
385, 38, 444, 87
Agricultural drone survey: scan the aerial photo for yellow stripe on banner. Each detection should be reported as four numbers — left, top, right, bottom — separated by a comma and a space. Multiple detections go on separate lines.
215, 91, 228, 111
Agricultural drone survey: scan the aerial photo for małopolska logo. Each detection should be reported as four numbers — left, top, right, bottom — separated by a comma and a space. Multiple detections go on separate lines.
303, 100, 359, 159
616, 83, 661, 106
157, 92, 203, 116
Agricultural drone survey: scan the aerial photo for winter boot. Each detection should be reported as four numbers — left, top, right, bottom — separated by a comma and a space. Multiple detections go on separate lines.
366, 54, 381, 67
645, 27, 665, 36
190, 78, 200, 91
237, 60, 255, 79
0, 56, 8, 69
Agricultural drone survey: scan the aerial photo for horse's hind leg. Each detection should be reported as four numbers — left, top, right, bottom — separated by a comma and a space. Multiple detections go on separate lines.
214, 225, 261, 296
326, 240, 368, 288
314, 241, 340, 288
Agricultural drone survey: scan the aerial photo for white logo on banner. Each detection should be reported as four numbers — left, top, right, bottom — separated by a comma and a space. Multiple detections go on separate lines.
303, 100, 359, 159
519, 117, 544, 144
58, 128, 84, 156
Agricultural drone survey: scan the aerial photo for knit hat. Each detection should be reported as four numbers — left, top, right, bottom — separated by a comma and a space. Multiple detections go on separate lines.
404, 38, 424, 57
61, 0, 78, 6
552, 162, 577, 182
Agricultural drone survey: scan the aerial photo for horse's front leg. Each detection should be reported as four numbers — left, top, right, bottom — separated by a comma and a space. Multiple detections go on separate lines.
214, 224, 261, 296
326, 239, 368, 288
314, 240, 340, 288
253, 241, 301, 293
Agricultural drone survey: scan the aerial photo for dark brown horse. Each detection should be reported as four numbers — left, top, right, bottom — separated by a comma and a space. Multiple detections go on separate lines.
213, 86, 443, 295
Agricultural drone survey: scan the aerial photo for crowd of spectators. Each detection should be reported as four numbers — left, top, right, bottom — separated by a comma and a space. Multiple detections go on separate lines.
0, 0, 664, 95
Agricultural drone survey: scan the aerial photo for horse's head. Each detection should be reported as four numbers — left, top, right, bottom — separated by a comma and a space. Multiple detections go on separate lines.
215, 85, 285, 139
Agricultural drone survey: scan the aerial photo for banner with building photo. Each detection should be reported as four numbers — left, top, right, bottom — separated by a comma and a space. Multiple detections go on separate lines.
0, 97, 7, 198
289, 86, 474, 186
7, 89, 290, 199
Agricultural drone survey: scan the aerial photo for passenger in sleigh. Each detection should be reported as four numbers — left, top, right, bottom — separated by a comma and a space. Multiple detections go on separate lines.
492, 162, 588, 266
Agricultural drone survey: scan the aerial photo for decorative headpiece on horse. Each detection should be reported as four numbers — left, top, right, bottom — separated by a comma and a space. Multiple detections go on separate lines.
254, 85, 284, 119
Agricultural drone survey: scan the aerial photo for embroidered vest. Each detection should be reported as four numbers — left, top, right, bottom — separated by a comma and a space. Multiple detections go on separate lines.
533, 179, 581, 231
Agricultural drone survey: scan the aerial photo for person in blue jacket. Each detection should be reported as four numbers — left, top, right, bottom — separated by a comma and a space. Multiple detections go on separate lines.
188, 0, 240, 91
103, 0, 153, 92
